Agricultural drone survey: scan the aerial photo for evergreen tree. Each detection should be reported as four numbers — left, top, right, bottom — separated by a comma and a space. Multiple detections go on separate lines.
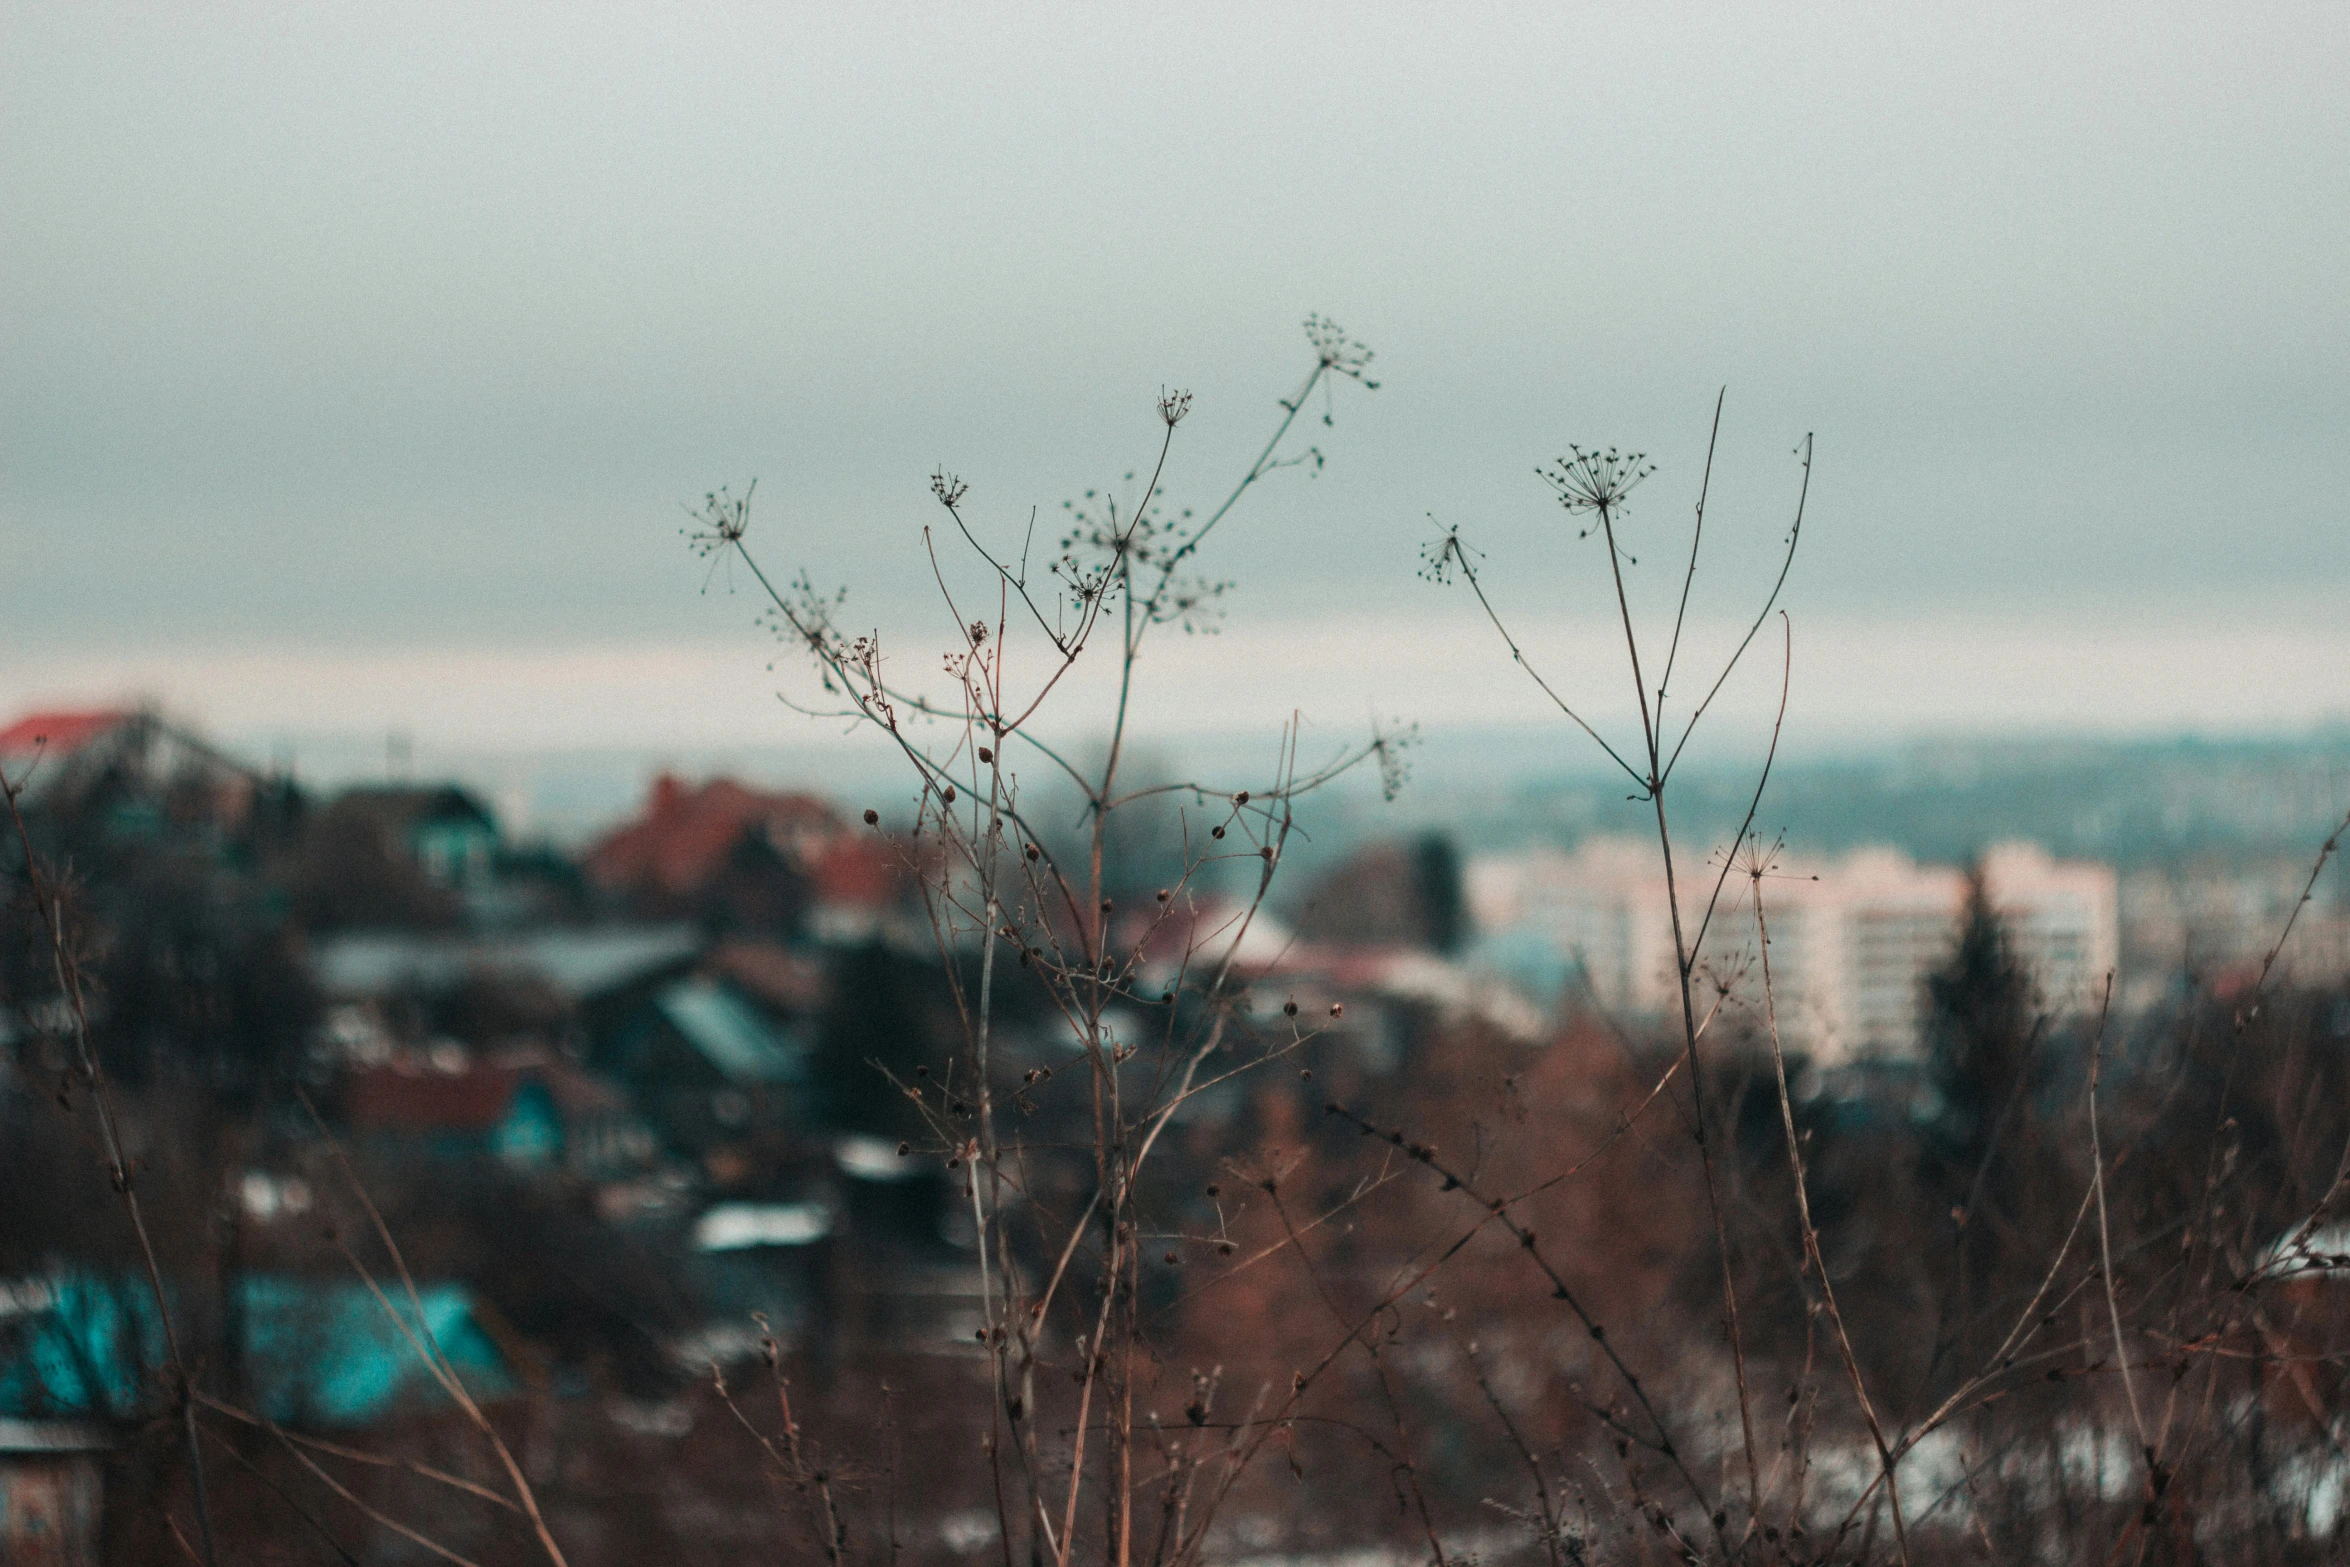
1922, 867, 2041, 1181
1918, 864, 2059, 1365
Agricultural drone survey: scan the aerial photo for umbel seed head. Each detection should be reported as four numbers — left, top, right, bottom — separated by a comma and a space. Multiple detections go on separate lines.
1537, 446, 1656, 529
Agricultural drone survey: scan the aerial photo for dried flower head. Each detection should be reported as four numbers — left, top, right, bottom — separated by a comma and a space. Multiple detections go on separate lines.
681, 482, 757, 592
1537, 447, 1655, 535
930, 470, 969, 509
1152, 571, 1233, 634
1417, 521, 1476, 585
1302, 315, 1379, 386
1372, 718, 1419, 802
684, 481, 755, 555
1158, 388, 1193, 426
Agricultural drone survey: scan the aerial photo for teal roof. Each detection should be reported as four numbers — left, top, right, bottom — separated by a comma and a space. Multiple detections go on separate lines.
241, 1276, 517, 1427
656, 977, 803, 1084
0, 1274, 517, 1430
0, 1277, 159, 1421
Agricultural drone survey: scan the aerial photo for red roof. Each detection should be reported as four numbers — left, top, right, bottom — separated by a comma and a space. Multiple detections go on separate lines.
809, 834, 901, 910
0, 709, 133, 758
584, 773, 860, 901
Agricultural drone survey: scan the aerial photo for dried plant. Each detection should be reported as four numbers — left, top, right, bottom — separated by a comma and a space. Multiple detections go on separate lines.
1367, 391, 2350, 1565
5, 769, 220, 1564
683, 315, 1392, 1565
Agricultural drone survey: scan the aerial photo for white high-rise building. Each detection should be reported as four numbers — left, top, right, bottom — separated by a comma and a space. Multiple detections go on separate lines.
1469, 839, 2118, 1064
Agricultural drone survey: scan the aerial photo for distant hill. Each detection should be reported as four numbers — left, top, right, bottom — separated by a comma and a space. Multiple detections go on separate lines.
1432, 730, 2350, 871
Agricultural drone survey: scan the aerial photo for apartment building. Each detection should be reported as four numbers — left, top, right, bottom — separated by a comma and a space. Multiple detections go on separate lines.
1469, 839, 2118, 1063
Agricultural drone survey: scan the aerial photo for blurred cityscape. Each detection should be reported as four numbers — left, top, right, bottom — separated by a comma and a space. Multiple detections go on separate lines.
4, 701, 2347, 1560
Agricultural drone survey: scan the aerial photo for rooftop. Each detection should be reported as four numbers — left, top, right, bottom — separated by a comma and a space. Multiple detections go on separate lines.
312, 925, 699, 1001
0, 708, 132, 759
654, 976, 803, 1084
0, 1273, 519, 1429
693, 1202, 833, 1252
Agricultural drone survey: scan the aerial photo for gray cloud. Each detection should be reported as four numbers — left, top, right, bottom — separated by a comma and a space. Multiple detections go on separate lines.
4, 3, 2344, 705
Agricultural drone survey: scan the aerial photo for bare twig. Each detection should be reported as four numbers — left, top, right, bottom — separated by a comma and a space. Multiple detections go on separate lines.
4, 768, 219, 1567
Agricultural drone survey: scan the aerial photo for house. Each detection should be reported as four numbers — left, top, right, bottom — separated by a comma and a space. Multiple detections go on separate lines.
310, 925, 703, 1074
0, 1273, 520, 1430
0, 1269, 524, 1553
0, 710, 135, 797
309, 926, 711, 1155
326, 783, 500, 889
584, 773, 906, 937
600, 976, 812, 1164
587, 775, 833, 897
0, 706, 284, 846
343, 1049, 653, 1176
238, 1276, 522, 1428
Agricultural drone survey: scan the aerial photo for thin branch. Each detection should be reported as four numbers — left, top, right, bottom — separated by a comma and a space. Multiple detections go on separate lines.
1660, 431, 1811, 785
1432, 529, 1645, 788
2086, 976, 2150, 1456
1654, 386, 1726, 719
3, 768, 218, 1567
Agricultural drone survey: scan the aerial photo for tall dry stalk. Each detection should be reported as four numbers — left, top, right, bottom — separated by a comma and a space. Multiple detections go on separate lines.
688, 316, 1398, 1565
1420, 393, 1810, 1547
5, 765, 219, 1565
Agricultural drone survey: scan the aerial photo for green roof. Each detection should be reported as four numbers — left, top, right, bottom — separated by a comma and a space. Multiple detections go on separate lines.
0, 1274, 517, 1430
655, 977, 803, 1084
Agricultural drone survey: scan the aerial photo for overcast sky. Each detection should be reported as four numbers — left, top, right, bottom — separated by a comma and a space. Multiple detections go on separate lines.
4, 3, 2345, 765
